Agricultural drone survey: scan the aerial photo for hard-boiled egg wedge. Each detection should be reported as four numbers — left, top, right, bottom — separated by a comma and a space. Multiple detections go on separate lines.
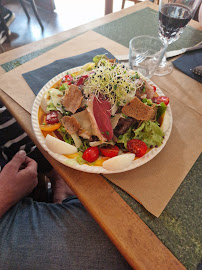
45, 134, 77, 155
102, 153, 135, 171
160, 111, 170, 133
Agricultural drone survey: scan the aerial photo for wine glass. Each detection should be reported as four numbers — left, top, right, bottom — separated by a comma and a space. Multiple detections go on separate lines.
154, 0, 201, 76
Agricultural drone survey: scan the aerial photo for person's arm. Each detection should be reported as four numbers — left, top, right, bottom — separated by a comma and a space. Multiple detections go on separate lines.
0, 150, 38, 218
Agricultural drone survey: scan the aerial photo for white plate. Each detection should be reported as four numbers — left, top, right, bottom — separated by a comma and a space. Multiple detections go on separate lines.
31, 66, 172, 174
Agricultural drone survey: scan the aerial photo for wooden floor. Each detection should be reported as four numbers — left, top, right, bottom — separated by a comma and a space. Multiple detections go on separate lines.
1, 0, 133, 53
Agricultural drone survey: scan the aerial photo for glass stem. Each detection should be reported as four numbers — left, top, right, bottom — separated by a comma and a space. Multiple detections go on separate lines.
159, 43, 168, 68
159, 55, 167, 68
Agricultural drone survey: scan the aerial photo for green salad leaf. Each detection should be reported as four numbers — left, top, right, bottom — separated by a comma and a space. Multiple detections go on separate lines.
76, 152, 86, 165
64, 135, 74, 145
57, 127, 74, 145
117, 127, 134, 149
47, 102, 57, 111
156, 102, 167, 120
142, 98, 153, 106
133, 121, 164, 147
59, 83, 69, 91
93, 54, 108, 65
76, 151, 95, 165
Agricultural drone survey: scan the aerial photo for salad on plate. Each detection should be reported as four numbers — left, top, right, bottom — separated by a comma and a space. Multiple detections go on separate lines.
36, 55, 171, 172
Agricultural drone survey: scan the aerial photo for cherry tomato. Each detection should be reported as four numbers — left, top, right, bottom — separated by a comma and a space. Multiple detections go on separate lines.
76, 75, 88, 86
100, 145, 119, 158
152, 96, 169, 106
61, 74, 73, 85
46, 111, 59, 124
127, 139, 147, 158
82, 147, 100, 163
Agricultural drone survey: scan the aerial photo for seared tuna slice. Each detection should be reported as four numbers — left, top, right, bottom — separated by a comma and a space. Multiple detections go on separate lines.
87, 96, 107, 143
93, 96, 113, 141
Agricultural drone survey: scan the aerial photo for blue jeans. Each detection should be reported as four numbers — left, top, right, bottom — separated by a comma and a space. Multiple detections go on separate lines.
0, 196, 132, 270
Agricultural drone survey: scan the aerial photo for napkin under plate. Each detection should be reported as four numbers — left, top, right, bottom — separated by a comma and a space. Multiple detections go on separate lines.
22, 48, 115, 95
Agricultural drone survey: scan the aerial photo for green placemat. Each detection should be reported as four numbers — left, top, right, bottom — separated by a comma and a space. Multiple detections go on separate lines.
94, 7, 202, 50
104, 153, 202, 270
1, 37, 73, 72
2, 8, 202, 72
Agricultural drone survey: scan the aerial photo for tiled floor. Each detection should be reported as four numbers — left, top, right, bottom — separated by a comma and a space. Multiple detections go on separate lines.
1, 0, 133, 52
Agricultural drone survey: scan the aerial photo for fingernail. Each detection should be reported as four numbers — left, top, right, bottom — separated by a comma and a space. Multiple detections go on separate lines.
18, 150, 26, 156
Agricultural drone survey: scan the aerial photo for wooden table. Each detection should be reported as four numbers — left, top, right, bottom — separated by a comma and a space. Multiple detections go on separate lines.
0, 2, 201, 269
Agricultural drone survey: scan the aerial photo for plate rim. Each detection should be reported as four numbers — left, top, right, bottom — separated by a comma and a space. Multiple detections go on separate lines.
31, 65, 173, 174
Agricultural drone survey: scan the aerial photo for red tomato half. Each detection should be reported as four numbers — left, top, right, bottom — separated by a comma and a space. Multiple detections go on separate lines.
46, 111, 59, 124
100, 145, 119, 158
82, 147, 100, 163
127, 139, 147, 158
152, 96, 169, 106
61, 74, 73, 85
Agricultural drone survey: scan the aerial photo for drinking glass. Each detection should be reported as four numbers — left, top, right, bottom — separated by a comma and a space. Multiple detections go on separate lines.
155, 0, 201, 76
129, 35, 166, 78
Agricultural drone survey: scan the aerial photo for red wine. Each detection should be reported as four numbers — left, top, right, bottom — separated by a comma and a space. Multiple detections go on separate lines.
159, 4, 192, 44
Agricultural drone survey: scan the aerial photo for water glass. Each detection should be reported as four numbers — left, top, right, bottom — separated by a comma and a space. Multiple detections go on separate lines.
129, 35, 166, 78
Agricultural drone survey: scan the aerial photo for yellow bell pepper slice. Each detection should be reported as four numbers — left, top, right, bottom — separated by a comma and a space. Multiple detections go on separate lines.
64, 153, 79, 159
94, 157, 109, 166
40, 122, 61, 132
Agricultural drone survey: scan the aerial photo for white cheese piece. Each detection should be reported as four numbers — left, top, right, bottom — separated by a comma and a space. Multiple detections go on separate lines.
71, 133, 83, 149
89, 141, 115, 147
102, 153, 135, 171
111, 104, 118, 116
111, 113, 122, 129
74, 110, 92, 134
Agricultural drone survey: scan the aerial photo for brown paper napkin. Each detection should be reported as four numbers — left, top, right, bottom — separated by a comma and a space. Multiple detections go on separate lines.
0, 31, 201, 217
105, 92, 202, 216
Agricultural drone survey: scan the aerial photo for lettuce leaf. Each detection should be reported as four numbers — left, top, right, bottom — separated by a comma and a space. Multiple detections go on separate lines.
142, 98, 153, 106
76, 151, 95, 166
156, 102, 167, 120
133, 121, 164, 147
59, 83, 69, 91
57, 127, 74, 145
117, 127, 134, 149
46, 102, 57, 111
93, 54, 108, 65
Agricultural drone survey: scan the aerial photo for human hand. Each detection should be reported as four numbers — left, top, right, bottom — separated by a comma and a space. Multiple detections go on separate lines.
0, 150, 38, 218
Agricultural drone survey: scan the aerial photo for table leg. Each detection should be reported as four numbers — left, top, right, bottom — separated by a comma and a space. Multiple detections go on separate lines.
105, 0, 113, 15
